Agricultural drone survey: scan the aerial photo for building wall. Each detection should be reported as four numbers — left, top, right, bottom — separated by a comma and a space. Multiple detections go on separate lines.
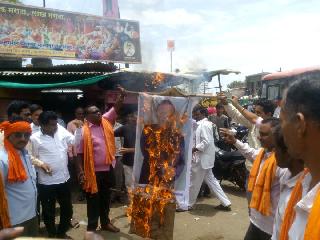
0, 88, 40, 121
245, 72, 270, 96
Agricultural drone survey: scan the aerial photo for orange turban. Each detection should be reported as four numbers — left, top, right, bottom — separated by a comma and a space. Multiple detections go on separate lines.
0, 121, 31, 183
0, 121, 31, 229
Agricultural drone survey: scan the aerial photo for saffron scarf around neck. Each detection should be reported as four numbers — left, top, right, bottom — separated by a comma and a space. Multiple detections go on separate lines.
279, 168, 309, 240
248, 149, 277, 216
304, 185, 320, 239
82, 118, 116, 194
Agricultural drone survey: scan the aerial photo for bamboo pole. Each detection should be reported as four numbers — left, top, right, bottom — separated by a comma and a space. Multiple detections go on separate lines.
123, 89, 217, 98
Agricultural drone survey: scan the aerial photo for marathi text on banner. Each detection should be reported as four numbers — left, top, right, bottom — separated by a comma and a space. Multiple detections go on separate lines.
0, 2, 141, 63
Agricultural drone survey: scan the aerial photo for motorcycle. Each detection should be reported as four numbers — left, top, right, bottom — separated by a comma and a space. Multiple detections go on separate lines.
212, 149, 248, 191
212, 125, 249, 191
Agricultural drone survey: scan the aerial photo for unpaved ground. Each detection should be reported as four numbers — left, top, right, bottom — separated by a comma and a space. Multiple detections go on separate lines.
45, 182, 249, 240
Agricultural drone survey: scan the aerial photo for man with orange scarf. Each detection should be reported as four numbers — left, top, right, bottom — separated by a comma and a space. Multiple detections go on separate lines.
270, 125, 306, 240
0, 120, 38, 237
279, 69, 320, 240
76, 88, 125, 233
221, 117, 286, 240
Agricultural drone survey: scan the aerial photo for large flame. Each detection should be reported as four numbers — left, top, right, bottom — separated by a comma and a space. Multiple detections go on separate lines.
152, 72, 165, 88
128, 103, 187, 238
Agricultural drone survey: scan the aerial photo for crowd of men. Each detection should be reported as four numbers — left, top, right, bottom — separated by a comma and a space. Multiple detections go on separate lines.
0, 69, 320, 240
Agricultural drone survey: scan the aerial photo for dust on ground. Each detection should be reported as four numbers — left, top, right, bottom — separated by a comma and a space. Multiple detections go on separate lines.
44, 182, 250, 240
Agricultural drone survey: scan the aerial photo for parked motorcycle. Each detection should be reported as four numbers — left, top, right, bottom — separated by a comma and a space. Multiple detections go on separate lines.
212, 149, 248, 191
212, 125, 249, 191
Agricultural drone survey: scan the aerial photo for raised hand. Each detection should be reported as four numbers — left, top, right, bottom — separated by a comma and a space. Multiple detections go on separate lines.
219, 128, 237, 145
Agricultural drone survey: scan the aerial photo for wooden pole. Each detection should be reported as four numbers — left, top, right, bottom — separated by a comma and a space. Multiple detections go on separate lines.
123, 89, 216, 98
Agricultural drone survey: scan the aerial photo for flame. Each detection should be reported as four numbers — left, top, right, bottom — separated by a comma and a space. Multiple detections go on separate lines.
128, 107, 187, 238
152, 72, 165, 87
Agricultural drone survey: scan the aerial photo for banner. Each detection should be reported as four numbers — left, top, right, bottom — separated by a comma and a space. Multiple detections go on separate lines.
0, 2, 141, 63
103, 0, 120, 18
133, 93, 198, 210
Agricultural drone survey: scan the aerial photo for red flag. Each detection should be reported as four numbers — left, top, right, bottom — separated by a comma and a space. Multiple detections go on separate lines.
102, 0, 120, 18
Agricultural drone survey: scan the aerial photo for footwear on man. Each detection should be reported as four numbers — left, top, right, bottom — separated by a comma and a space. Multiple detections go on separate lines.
70, 218, 80, 229
56, 233, 73, 239
215, 204, 232, 211
100, 223, 120, 233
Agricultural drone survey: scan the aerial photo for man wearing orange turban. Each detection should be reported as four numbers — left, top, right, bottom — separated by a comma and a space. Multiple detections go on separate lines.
0, 120, 38, 237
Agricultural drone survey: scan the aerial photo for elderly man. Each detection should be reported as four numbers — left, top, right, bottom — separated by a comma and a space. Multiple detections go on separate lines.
0, 119, 37, 237
280, 72, 320, 239
76, 89, 125, 233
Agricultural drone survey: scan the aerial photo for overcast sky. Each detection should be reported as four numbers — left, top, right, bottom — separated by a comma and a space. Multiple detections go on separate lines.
21, 0, 320, 90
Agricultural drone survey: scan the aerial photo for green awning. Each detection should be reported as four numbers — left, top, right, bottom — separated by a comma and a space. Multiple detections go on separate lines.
0, 75, 109, 89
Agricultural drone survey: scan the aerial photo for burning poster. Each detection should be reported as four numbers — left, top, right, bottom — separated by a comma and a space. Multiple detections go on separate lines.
129, 93, 197, 238
133, 93, 197, 210
0, 2, 141, 63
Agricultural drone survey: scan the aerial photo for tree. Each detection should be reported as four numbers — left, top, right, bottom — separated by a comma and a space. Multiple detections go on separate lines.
1, 0, 23, 3
227, 80, 245, 89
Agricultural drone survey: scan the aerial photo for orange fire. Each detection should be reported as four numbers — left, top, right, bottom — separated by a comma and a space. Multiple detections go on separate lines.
128, 108, 187, 238
152, 72, 165, 87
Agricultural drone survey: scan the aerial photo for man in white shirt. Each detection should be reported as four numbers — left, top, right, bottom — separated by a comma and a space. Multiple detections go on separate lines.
270, 125, 305, 240
188, 105, 232, 211
30, 111, 75, 239
273, 97, 282, 118
221, 118, 286, 240
219, 94, 275, 149
30, 104, 43, 134
112, 121, 124, 203
279, 73, 320, 239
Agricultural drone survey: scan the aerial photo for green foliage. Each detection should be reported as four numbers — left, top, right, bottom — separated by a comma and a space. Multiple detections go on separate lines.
1, 0, 22, 3
227, 80, 245, 89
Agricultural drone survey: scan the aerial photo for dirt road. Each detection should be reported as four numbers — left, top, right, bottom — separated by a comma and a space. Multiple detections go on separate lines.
62, 182, 249, 240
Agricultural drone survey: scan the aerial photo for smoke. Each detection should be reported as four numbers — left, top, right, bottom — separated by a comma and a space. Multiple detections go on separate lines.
183, 56, 207, 73
132, 40, 156, 72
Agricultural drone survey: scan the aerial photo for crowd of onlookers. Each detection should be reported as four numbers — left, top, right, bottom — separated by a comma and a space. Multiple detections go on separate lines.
1, 69, 320, 240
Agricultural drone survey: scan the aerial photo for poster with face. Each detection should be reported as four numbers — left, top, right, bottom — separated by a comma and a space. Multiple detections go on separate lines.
133, 93, 198, 209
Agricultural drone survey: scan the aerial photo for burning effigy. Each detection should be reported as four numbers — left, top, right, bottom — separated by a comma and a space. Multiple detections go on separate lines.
128, 93, 197, 239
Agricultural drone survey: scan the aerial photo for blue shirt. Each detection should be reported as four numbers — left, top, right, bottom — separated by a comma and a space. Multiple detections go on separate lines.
0, 149, 37, 225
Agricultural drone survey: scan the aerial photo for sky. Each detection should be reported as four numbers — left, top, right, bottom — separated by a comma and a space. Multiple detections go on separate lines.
20, 0, 320, 90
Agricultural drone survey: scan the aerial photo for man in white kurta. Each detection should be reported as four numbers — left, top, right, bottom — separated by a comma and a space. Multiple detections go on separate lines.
188, 106, 231, 209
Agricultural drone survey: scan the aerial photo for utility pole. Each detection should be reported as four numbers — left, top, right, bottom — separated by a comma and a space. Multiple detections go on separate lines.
167, 40, 175, 73
217, 73, 222, 93
43, 0, 46, 7
170, 51, 173, 73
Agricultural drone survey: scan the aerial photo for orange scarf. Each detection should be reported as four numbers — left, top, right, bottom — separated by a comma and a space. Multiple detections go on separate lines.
279, 168, 309, 240
0, 121, 31, 183
82, 118, 115, 194
304, 186, 320, 239
0, 121, 31, 229
248, 149, 277, 216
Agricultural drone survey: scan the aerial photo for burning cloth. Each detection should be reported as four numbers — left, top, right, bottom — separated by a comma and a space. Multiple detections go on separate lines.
133, 93, 197, 210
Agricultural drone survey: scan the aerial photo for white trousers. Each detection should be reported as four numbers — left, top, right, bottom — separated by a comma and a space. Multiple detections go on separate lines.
123, 165, 133, 191
189, 161, 231, 207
